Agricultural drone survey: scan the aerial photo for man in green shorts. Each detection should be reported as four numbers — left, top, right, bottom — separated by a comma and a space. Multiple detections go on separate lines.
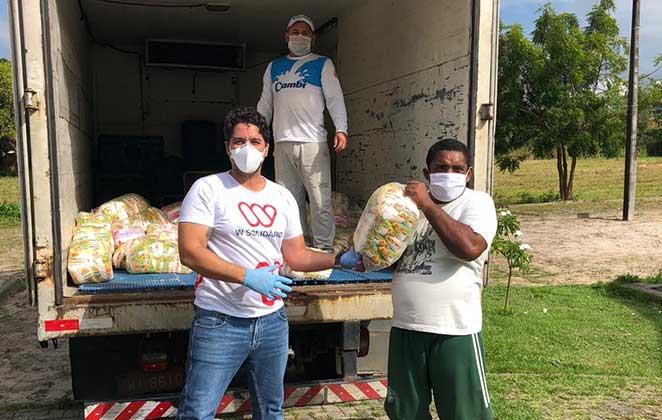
386, 139, 497, 420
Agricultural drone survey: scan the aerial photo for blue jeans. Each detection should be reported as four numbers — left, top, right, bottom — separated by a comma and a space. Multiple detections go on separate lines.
176, 305, 289, 420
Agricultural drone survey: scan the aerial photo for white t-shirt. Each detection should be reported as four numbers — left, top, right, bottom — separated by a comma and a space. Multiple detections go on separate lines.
392, 188, 497, 335
179, 171, 303, 318
257, 53, 348, 143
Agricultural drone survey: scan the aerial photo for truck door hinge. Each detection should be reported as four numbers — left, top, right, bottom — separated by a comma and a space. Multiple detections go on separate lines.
24, 88, 39, 112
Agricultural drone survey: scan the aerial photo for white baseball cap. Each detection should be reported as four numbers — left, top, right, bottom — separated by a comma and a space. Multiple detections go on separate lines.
287, 15, 315, 32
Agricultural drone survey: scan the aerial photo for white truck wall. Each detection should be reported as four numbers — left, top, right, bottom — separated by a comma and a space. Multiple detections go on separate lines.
94, 49, 274, 156
336, 0, 498, 203
336, 0, 472, 203
48, 0, 95, 279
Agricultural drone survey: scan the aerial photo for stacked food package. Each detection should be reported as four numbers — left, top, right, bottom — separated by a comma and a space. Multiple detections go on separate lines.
332, 191, 350, 228
67, 194, 190, 283
353, 183, 420, 272
67, 212, 115, 285
161, 202, 182, 223
280, 247, 333, 280
124, 235, 191, 274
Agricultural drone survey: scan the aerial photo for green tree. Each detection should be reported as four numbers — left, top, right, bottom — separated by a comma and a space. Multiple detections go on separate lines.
638, 55, 662, 156
0, 58, 16, 176
496, 1, 627, 200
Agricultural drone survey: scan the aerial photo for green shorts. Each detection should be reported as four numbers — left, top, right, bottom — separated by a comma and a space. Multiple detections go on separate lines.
384, 327, 493, 420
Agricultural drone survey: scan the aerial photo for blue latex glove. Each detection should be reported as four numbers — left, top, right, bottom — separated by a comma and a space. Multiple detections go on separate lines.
243, 265, 293, 299
339, 247, 361, 268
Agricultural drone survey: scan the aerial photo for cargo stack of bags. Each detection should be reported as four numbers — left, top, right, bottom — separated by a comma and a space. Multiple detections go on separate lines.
68, 183, 421, 285
67, 194, 189, 285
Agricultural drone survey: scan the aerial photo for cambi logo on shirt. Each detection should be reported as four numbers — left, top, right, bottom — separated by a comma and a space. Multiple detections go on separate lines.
274, 68, 311, 92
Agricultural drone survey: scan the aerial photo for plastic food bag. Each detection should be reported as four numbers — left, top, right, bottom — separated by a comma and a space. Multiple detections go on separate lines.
161, 202, 182, 223
113, 207, 169, 231
280, 248, 333, 280
124, 235, 191, 274
332, 192, 350, 228
67, 239, 113, 284
112, 226, 145, 248
112, 242, 127, 269
75, 211, 112, 230
97, 193, 149, 224
333, 228, 354, 254
72, 225, 114, 254
145, 223, 178, 241
353, 183, 420, 271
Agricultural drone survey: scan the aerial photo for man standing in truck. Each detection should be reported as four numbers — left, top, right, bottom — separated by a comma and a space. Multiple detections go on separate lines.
176, 107, 356, 420
386, 139, 497, 420
257, 14, 348, 252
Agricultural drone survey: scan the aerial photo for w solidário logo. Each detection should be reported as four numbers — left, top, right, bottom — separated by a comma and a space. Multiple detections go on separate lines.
238, 202, 277, 227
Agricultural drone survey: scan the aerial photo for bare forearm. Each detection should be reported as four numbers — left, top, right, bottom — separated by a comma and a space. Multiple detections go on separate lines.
420, 203, 486, 261
180, 247, 246, 284
286, 250, 335, 272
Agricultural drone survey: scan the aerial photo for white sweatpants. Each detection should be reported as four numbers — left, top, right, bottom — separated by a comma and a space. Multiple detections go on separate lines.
273, 141, 335, 250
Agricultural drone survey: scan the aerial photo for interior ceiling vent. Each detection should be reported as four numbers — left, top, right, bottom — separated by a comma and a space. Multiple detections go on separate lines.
145, 39, 245, 71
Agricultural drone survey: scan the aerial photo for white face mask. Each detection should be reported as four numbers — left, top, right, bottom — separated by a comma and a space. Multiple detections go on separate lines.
230, 143, 266, 174
429, 172, 467, 202
288, 35, 312, 56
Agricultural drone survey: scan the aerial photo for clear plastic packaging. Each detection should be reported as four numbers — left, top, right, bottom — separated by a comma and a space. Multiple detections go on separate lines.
332, 192, 350, 228
161, 202, 182, 223
353, 183, 420, 271
67, 239, 113, 284
124, 235, 191, 274
97, 193, 149, 224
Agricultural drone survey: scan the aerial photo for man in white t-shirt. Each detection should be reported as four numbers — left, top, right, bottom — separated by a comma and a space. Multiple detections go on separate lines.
257, 14, 348, 251
384, 139, 497, 420
175, 108, 358, 420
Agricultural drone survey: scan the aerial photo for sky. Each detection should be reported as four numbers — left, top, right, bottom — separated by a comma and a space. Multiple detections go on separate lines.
0, 0, 659, 76
501, 0, 662, 78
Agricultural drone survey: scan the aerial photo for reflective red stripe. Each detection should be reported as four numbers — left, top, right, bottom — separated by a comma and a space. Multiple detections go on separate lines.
236, 397, 252, 413
381, 379, 389, 388
294, 385, 323, 406
145, 402, 173, 419
115, 401, 146, 420
328, 384, 356, 402
216, 394, 234, 412
85, 403, 113, 420
354, 382, 381, 399
45, 319, 79, 332
283, 386, 297, 401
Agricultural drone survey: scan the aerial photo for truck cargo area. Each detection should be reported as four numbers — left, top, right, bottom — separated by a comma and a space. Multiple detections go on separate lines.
13, 0, 498, 340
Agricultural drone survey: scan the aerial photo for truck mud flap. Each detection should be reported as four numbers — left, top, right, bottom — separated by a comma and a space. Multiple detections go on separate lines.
84, 379, 388, 419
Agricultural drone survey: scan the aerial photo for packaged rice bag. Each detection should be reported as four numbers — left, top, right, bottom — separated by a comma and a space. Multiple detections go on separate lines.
112, 242, 127, 269
280, 247, 333, 280
113, 207, 169, 231
67, 239, 113, 284
353, 183, 420, 271
145, 223, 178, 241
332, 192, 350, 228
97, 193, 150, 224
72, 225, 114, 254
161, 202, 182, 223
112, 226, 145, 248
333, 228, 354, 254
124, 235, 191, 274
75, 211, 112, 230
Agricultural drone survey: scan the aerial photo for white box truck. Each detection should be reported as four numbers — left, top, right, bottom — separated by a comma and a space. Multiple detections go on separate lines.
9, 0, 499, 417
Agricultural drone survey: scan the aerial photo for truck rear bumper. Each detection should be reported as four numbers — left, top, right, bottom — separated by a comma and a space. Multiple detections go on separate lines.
84, 378, 388, 420
38, 281, 393, 340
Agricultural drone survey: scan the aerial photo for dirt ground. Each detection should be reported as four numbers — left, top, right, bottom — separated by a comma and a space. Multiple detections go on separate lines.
490, 207, 662, 285
1, 208, 661, 417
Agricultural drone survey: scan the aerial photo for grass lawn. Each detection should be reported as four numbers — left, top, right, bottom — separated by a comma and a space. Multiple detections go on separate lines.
493, 157, 662, 215
0, 176, 20, 226
483, 282, 662, 419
